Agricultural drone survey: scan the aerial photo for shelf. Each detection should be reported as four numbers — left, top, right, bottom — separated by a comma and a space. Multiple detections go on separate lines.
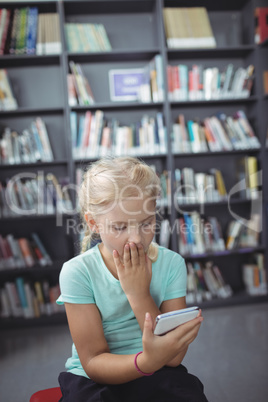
189, 292, 268, 310
67, 48, 161, 63
0, 54, 61, 68
0, 107, 65, 117
175, 198, 254, 209
74, 153, 167, 164
0, 160, 68, 170
0, 312, 67, 330
170, 96, 258, 107
70, 101, 164, 112
0, 213, 73, 222
0, 259, 65, 277
167, 45, 255, 59
173, 148, 261, 157
183, 246, 265, 260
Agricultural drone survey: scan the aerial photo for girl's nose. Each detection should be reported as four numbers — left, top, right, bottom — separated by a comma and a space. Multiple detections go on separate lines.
128, 226, 142, 244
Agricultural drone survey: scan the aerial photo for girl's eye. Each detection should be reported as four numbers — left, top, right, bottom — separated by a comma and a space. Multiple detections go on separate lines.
141, 221, 153, 228
114, 226, 127, 231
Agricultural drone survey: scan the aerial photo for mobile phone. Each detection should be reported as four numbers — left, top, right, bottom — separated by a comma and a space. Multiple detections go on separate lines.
154, 306, 199, 335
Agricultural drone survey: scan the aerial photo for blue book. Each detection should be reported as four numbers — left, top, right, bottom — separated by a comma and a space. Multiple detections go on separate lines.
183, 213, 194, 253
26, 7, 38, 54
15, 277, 32, 318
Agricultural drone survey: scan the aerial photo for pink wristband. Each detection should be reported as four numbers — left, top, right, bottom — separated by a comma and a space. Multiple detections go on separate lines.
134, 352, 155, 376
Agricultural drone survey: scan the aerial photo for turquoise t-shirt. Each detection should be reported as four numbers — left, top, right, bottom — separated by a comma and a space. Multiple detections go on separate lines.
57, 244, 187, 378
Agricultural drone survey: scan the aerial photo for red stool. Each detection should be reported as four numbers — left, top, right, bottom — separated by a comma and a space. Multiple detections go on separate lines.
30, 387, 62, 402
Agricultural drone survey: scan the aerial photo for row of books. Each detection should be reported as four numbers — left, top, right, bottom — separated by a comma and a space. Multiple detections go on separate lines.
186, 255, 268, 303
68, 61, 95, 106
163, 7, 216, 49
177, 212, 260, 257
174, 167, 227, 205
242, 254, 267, 296
64, 22, 112, 53
71, 111, 167, 159
138, 55, 164, 103
0, 233, 52, 270
0, 8, 61, 55
186, 261, 233, 305
0, 174, 73, 218
254, 7, 268, 45
0, 278, 64, 319
0, 117, 54, 165
0, 68, 17, 111
172, 111, 260, 154
167, 63, 254, 102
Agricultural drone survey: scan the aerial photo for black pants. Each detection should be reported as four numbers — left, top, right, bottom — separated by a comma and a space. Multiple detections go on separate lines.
58, 364, 209, 402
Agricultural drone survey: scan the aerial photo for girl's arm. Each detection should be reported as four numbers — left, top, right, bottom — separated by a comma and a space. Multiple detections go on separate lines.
113, 243, 199, 367
64, 302, 202, 384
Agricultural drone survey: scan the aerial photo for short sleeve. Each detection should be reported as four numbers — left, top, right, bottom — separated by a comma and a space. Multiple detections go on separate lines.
164, 253, 187, 301
56, 260, 95, 305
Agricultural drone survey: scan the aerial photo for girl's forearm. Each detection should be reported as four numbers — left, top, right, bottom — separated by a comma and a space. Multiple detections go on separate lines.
84, 352, 157, 384
126, 293, 160, 332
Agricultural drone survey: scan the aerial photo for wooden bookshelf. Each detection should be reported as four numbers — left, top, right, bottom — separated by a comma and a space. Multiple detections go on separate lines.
0, 0, 267, 328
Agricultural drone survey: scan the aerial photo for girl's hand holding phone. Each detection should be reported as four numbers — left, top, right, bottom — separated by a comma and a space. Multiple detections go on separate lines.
138, 310, 203, 373
113, 243, 152, 299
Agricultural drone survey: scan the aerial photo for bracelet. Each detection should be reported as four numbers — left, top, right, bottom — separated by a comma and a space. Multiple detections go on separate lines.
134, 352, 155, 376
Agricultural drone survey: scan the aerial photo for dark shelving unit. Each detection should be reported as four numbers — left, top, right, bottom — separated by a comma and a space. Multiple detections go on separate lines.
0, 0, 267, 328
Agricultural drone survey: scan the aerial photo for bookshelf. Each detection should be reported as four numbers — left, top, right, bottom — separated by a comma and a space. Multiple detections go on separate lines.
0, 0, 267, 328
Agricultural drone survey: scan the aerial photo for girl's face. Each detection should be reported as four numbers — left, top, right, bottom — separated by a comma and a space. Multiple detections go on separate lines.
94, 197, 156, 263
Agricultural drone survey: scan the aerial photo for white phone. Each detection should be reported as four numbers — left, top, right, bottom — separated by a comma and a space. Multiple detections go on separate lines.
154, 306, 199, 335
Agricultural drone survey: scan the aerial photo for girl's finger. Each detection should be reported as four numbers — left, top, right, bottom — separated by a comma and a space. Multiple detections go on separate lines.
123, 243, 131, 268
113, 249, 124, 272
137, 243, 145, 260
129, 242, 139, 265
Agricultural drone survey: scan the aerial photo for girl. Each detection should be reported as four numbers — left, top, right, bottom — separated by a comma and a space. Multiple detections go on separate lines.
57, 156, 208, 402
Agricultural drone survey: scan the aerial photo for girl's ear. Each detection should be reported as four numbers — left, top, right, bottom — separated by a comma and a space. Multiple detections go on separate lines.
84, 213, 99, 233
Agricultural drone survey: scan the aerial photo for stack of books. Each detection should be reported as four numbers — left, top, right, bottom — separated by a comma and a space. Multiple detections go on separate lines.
0, 8, 61, 55
68, 61, 95, 106
172, 110, 260, 154
163, 7, 216, 49
0, 69, 18, 111
0, 174, 73, 218
186, 260, 233, 304
0, 232, 52, 269
71, 111, 167, 160
64, 23, 112, 52
174, 167, 227, 205
0, 117, 54, 165
242, 254, 267, 296
1, 278, 64, 319
167, 64, 254, 101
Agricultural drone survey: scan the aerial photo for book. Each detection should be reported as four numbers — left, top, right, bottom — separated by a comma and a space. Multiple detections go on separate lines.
34, 117, 54, 161
0, 8, 11, 55
163, 7, 216, 49
4, 282, 23, 317
225, 220, 244, 250
65, 22, 111, 53
15, 277, 33, 318
255, 7, 268, 44
18, 238, 35, 267
69, 61, 95, 106
31, 232, 52, 266
0, 69, 18, 110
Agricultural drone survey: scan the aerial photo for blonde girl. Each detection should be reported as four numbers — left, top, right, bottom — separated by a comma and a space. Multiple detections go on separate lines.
57, 156, 208, 402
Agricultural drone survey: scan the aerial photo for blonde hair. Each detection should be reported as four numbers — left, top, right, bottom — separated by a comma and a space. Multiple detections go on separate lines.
79, 156, 160, 261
